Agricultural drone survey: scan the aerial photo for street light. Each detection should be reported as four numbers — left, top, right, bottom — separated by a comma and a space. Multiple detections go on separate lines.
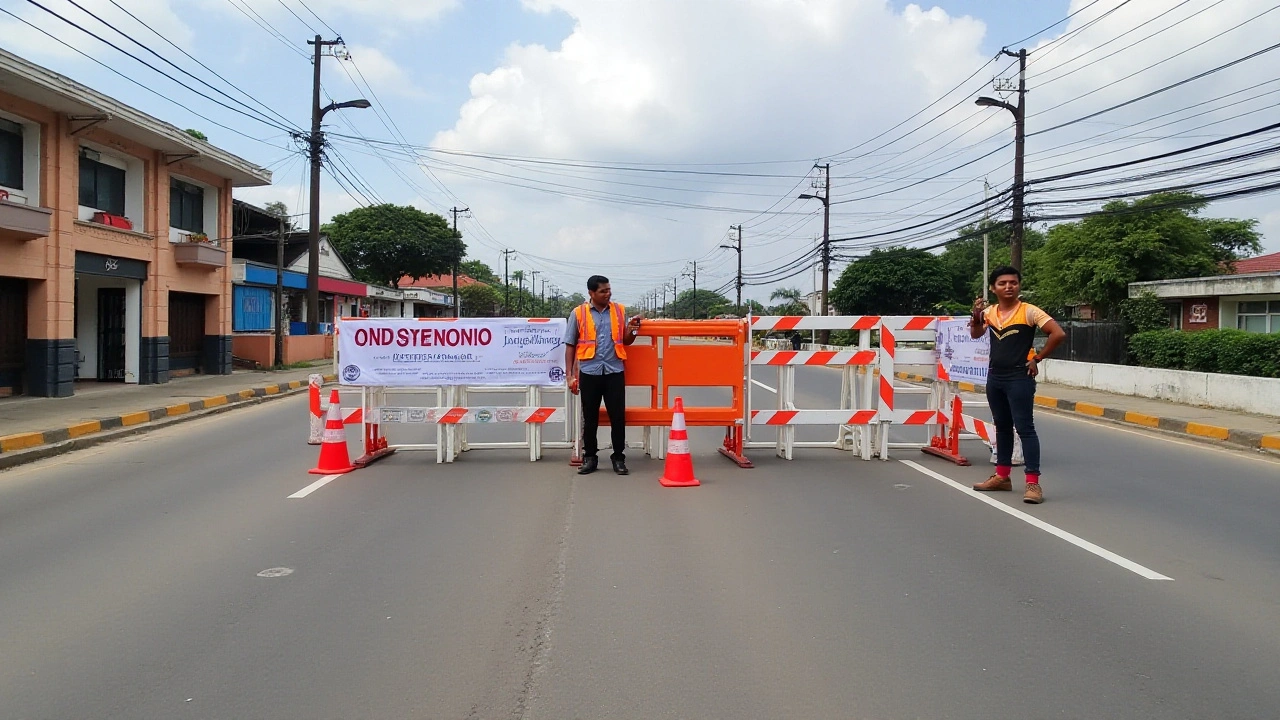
307, 93, 371, 335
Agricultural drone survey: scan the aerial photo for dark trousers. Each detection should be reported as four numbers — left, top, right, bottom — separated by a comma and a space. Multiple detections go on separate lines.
581, 371, 626, 460
986, 373, 1041, 474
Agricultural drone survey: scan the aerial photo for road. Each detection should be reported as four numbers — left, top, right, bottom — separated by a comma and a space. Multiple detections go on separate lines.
1, 369, 1277, 719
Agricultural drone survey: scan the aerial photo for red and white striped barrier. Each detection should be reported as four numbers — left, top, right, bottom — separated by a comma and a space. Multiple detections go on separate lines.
751, 409, 879, 425
750, 350, 877, 366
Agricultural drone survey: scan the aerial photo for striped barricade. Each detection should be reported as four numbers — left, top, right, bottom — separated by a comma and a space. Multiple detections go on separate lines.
747, 315, 951, 461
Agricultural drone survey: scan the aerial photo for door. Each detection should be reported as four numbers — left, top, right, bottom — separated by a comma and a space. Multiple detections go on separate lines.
168, 292, 206, 373
0, 277, 26, 393
97, 288, 126, 381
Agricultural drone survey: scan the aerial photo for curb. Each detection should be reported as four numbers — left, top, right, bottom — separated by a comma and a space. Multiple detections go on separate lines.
894, 371, 1280, 455
0, 375, 337, 470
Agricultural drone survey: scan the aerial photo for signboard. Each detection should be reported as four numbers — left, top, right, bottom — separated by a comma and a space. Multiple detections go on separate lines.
337, 318, 567, 387
936, 318, 990, 385
1189, 303, 1208, 323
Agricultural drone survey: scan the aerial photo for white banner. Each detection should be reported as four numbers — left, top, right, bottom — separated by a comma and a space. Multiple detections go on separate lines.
936, 318, 990, 385
337, 318, 568, 387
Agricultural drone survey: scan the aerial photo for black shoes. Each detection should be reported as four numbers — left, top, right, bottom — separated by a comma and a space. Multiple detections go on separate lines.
577, 456, 629, 475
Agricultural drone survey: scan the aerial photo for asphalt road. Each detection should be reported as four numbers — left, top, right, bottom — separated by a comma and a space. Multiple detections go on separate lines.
1, 372, 1277, 719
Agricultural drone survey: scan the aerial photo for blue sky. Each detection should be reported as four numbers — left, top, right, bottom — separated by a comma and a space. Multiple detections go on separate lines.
3, 0, 1276, 303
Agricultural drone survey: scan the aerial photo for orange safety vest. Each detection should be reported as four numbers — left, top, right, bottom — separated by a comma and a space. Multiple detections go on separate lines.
574, 302, 628, 361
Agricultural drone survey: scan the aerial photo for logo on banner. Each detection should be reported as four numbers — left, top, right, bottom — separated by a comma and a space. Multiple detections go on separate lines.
549, 366, 565, 383
342, 364, 361, 382
476, 408, 494, 423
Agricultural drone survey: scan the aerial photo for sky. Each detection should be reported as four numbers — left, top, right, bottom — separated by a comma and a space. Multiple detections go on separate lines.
3, 0, 1278, 306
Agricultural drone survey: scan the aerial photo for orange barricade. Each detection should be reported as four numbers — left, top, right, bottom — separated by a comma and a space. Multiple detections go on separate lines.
575, 319, 753, 468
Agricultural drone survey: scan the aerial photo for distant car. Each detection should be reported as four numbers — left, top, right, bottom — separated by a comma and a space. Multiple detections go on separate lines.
714, 313, 739, 319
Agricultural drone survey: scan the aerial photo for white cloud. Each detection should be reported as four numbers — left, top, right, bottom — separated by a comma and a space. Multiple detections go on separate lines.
425, 0, 1280, 303
342, 46, 424, 98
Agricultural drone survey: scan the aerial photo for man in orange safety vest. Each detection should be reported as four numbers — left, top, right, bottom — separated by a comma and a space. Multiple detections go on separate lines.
563, 275, 642, 475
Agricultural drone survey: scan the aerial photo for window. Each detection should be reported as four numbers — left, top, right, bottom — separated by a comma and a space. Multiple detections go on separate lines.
169, 178, 204, 233
0, 118, 22, 190
1236, 300, 1280, 333
79, 154, 126, 216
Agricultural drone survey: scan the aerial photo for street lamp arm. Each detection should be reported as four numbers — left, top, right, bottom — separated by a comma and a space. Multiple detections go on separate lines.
975, 96, 1017, 116
320, 98, 372, 118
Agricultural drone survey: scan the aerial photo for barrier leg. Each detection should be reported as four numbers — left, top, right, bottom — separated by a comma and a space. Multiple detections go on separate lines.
921, 394, 971, 466
354, 386, 396, 468
718, 424, 754, 468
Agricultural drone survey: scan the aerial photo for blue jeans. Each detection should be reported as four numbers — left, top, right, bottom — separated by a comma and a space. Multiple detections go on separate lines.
986, 373, 1041, 475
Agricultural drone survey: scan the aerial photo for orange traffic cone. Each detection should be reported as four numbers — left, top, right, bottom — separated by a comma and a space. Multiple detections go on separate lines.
310, 389, 356, 475
660, 397, 700, 487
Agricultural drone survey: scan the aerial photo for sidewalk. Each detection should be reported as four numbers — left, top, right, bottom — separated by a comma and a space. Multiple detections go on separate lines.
896, 372, 1280, 455
0, 367, 336, 467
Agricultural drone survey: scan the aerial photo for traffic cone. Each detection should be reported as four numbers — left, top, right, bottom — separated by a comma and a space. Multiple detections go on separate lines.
310, 389, 356, 475
659, 397, 700, 487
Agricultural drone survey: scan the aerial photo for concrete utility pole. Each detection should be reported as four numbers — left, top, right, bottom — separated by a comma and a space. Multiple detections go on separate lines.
976, 47, 1026, 271
720, 224, 743, 316
672, 276, 679, 318
449, 206, 468, 317
983, 178, 992, 301
683, 262, 698, 318
306, 36, 369, 335
530, 271, 540, 315
501, 249, 514, 315
799, 163, 831, 343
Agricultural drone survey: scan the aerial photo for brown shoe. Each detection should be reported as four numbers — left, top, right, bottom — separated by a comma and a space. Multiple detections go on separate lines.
1023, 482, 1044, 504
973, 474, 1012, 491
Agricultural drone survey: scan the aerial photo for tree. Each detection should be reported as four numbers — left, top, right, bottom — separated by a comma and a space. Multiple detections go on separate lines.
1028, 192, 1261, 319
460, 259, 500, 285
768, 286, 809, 316
939, 220, 1046, 308
672, 289, 730, 319
830, 247, 950, 315
262, 201, 295, 231
184, 128, 207, 141
459, 283, 501, 317
324, 204, 465, 288
743, 299, 767, 316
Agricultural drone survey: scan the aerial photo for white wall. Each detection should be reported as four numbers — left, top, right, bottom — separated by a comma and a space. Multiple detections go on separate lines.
1040, 359, 1280, 418
76, 275, 142, 383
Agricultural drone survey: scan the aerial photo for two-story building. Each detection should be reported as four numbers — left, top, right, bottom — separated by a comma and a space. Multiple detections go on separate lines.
0, 49, 270, 396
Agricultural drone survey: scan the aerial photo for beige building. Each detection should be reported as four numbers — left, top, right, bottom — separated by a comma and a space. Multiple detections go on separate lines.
0, 49, 270, 396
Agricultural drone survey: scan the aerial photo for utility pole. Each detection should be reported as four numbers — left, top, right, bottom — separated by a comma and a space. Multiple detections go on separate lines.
672, 276, 679, 318
978, 48, 1027, 270
983, 178, 991, 302
275, 213, 287, 367
683, 262, 698, 319
306, 36, 369, 335
1010, 47, 1026, 272
721, 224, 743, 316
799, 164, 831, 343
517, 272, 525, 315
530, 271, 540, 315
501, 249, 514, 315
449, 206, 468, 317
539, 279, 546, 312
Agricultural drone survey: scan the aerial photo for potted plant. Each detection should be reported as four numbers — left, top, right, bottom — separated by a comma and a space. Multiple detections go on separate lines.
186, 232, 209, 244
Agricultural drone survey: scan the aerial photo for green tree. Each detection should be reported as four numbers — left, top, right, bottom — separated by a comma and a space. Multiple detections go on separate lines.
743, 299, 767, 316
262, 201, 295, 231
184, 128, 207, 141
1120, 291, 1173, 334
324, 204, 464, 288
768, 287, 809, 316
672, 289, 730, 319
460, 259, 500, 285
459, 283, 501, 317
830, 247, 951, 315
1029, 192, 1261, 319
940, 220, 1046, 306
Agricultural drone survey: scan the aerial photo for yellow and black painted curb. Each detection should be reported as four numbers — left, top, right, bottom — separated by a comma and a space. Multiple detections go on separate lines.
894, 371, 1280, 455
0, 375, 338, 464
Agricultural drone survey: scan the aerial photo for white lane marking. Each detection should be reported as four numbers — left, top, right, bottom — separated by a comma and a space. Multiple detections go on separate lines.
751, 379, 777, 393
899, 460, 1173, 581
288, 474, 341, 499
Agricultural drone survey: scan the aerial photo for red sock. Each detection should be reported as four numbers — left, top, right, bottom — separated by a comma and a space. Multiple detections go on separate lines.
1026, 472, 1040, 485
996, 465, 1012, 478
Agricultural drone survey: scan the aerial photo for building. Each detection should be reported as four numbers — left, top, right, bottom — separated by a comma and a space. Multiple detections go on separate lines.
1128, 250, 1280, 333
0, 49, 270, 396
